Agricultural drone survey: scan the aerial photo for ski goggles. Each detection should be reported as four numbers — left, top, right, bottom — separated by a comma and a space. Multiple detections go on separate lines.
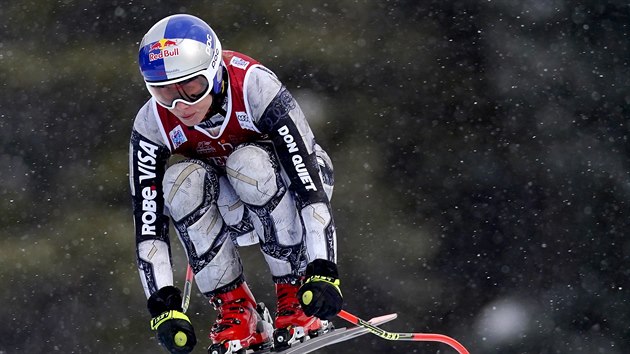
146, 70, 214, 109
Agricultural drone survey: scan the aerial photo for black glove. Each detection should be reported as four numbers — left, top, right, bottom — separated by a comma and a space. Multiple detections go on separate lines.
297, 259, 343, 320
148, 286, 197, 354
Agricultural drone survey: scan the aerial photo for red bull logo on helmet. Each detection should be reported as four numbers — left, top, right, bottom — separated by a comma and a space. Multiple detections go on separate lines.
148, 39, 180, 62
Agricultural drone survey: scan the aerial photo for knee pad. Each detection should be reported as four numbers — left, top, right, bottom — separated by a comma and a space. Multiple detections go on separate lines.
163, 161, 214, 222
163, 161, 224, 253
225, 144, 278, 206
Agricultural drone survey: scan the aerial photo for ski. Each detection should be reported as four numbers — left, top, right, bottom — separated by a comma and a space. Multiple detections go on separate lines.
250, 313, 397, 354
183, 265, 469, 354
338, 310, 470, 354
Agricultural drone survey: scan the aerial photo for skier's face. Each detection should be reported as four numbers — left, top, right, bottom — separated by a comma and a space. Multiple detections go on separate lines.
168, 94, 213, 126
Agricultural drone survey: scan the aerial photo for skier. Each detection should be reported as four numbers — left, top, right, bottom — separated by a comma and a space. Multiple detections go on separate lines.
129, 14, 343, 354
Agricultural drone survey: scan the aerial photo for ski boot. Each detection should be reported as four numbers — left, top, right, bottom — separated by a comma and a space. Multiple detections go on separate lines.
207, 282, 273, 354
273, 282, 331, 349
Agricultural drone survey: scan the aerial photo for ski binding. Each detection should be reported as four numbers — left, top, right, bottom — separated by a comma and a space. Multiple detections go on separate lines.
253, 313, 397, 354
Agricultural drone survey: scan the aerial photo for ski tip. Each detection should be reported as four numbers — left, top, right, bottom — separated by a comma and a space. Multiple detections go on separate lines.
367, 313, 398, 325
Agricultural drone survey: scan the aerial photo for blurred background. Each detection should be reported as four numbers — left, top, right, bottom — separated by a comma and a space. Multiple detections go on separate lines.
1, 0, 629, 353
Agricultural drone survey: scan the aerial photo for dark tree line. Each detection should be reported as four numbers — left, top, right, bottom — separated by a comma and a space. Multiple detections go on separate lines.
1, 1, 628, 353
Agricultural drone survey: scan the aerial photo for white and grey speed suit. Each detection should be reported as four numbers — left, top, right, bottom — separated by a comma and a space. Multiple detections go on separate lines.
129, 51, 336, 298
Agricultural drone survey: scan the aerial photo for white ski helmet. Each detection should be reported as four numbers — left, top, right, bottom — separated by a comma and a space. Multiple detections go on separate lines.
138, 14, 223, 107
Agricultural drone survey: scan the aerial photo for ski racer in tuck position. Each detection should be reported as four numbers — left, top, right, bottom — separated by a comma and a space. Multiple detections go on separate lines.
129, 14, 343, 353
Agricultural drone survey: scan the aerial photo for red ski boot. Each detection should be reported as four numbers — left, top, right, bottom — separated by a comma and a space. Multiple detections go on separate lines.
273, 282, 327, 348
207, 282, 273, 354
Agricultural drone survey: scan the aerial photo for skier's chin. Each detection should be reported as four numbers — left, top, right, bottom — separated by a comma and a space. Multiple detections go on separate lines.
176, 112, 203, 126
